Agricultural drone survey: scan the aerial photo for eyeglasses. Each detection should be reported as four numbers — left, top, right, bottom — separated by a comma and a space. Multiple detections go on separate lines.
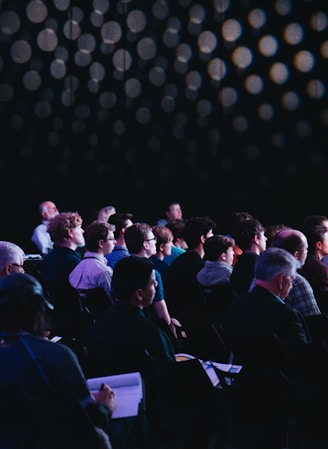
106, 238, 116, 242
145, 237, 157, 242
10, 263, 25, 271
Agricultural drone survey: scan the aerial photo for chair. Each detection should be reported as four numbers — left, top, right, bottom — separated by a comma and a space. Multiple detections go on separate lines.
280, 367, 328, 449
304, 312, 328, 346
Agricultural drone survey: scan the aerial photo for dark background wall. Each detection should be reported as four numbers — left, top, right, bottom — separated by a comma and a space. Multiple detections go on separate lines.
0, 0, 327, 251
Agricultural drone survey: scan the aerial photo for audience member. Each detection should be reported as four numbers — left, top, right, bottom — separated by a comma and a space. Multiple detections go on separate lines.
299, 224, 328, 314
0, 241, 25, 278
196, 234, 235, 325
301, 214, 328, 267
230, 216, 267, 294
0, 272, 115, 449
31, 201, 59, 256
69, 221, 116, 318
124, 223, 183, 344
272, 228, 321, 316
86, 256, 176, 364
164, 216, 216, 321
223, 211, 253, 266
40, 211, 85, 338
265, 223, 290, 247
302, 214, 328, 230
150, 225, 173, 280
224, 247, 311, 449
105, 212, 134, 269
163, 219, 187, 265
156, 201, 183, 226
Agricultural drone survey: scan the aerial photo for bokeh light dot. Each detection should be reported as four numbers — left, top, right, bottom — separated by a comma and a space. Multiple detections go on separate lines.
258, 35, 279, 57
93, 0, 110, 14
189, 4, 206, 25
0, 84, 14, 102
231, 46, 253, 69
207, 58, 227, 81
219, 87, 238, 107
283, 23, 304, 45
186, 70, 202, 91
26, 1, 48, 24
125, 78, 142, 98
258, 103, 274, 120
127, 10, 147, 33
149, 66, 166, 86
0, 11, 21, 35
244, 75, 264, 94
269, 62, 289, 84
50, 59, 66, 79
137, 37, 157, 60
23, 70, 42, 91
10, 40, 32, 64
99, 91, 117, 109
281, 91, 300, 110
294, 50, 315, 73
101, 21, 122, 44
113, 49, 132, 72
152, 0, 170, 20
90, 62, 105, 81
222, 19, 242, 42
310, 12, 328, 32
197, 31, 217, 54
306, 79, 325, 99
248, 9, 267, 29
63, 20, 81, 40
136, 107, 151, 125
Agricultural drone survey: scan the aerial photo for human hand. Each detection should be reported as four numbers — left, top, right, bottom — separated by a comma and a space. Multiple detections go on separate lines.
93, 383, 117, 411
170, 317, 187, 339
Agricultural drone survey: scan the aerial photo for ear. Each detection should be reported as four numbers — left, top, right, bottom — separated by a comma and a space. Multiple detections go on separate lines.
200, 235, 206, 244
5, 263, 12, 276
277, 273, 284, 290
135, 288, 144, 303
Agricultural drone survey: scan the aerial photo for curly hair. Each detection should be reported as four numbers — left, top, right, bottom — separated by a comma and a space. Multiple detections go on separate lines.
47, 212, 83, 245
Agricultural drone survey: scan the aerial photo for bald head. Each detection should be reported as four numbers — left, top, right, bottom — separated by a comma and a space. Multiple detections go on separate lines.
273, 228, 308, 266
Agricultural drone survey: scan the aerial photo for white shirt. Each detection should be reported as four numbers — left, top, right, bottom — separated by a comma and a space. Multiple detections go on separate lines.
69, 251, 114, 302
31, 221, 53, 255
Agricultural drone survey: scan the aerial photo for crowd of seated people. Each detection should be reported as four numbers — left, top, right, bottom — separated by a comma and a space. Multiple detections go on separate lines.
4, 203, 328, 448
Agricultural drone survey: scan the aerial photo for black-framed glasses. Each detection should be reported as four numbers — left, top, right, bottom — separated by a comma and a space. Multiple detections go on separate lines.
145, 237, 157, 242
106, 238, 116, 242
10, 263, 25, 270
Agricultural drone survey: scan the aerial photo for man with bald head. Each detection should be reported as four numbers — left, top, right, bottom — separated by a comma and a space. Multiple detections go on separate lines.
272, 227, 321, 317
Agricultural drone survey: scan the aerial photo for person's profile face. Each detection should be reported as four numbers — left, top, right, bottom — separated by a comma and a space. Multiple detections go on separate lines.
142, 271, 157, 307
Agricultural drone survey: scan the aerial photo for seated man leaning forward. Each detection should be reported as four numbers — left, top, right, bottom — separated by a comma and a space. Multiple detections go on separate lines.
86, 255, 176, 365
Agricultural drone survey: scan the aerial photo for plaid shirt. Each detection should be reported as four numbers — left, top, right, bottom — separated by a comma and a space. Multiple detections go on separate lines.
284, 272, 321, 317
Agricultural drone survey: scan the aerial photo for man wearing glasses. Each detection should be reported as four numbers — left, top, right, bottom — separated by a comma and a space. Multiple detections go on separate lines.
0, 241, 25, 278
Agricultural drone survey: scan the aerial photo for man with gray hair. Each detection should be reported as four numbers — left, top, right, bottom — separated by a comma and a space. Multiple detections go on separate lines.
0, 241, 25, 278
224, 247, 311, 449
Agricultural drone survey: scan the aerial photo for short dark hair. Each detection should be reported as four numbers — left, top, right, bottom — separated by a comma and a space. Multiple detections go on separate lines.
183, 216, 217, 250
111, 256, 154, 301
303, 225, 328, 253
203, 234, 234, 261
84, 220, 115, 251
233, 217, 264, 251
108, 212, 134, 239
124, 223, 152, 254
